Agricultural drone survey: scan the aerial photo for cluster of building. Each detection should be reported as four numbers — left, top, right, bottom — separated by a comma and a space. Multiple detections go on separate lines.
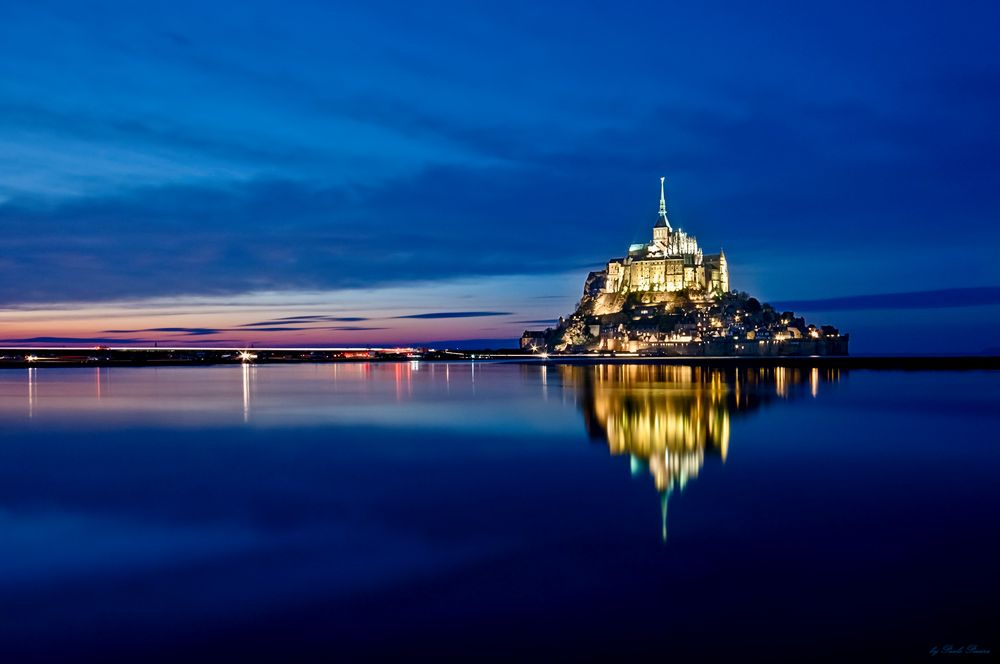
591, 300, 845, 355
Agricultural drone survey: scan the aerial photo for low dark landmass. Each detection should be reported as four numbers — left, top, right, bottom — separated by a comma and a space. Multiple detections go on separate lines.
0, 347, 469, 368
0, 347, 997, 371
511, 355, 1000, 371
527, 289, 849, 356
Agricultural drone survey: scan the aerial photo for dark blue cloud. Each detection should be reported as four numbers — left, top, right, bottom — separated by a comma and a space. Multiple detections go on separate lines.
2, 76, 997, 307
226, 327, 321, 332
0, 169, 612, 304
323, 326, 387, 331
0, 0, 998, 324
0, 336, 154, 344
105, 327, 221, 336
106, 325, 387, 335
395, 312, 512, 319
772, 287, 1000, 312
240, 316, 370, 326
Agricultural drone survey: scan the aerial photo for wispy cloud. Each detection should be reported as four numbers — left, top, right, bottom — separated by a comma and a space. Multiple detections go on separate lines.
104, 325, 388, 335
0, 168, 608, 306
772, 287, 1000, 312
394, 311, 512, 319
239, 315, 370, 326
324, 326, 388, 331
105, 327, 221, 336
0, 336, 154, 344
3, 72, 999, 307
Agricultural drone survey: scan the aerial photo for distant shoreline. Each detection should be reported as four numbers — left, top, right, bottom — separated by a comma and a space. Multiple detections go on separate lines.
0, 347, 997, 371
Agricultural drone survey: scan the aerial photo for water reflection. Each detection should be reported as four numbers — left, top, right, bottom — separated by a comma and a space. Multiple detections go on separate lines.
0, 362, 995, 659
27, 367, 37, 418
566, 365, 840, 540
242, 362, 251, 422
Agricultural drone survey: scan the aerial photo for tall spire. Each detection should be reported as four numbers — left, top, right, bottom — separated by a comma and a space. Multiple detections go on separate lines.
654, 176, 671, 230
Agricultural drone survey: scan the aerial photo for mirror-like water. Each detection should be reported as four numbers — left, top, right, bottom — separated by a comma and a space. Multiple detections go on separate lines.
0, 363, 996, 660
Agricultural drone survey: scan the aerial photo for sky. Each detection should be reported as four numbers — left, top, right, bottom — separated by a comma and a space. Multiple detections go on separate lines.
1, 0, 998, 352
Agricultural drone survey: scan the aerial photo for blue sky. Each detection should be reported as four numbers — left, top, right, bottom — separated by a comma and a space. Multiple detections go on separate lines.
1, 0, 998, 351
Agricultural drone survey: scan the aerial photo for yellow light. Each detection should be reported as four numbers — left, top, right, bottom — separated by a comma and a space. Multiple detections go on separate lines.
25, 354, 38, 362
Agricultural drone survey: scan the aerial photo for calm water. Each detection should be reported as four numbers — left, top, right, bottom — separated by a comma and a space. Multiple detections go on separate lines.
0, 363, 997, 661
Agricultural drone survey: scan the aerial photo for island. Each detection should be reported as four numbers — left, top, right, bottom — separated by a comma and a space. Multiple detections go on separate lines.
522, 178, 848, 356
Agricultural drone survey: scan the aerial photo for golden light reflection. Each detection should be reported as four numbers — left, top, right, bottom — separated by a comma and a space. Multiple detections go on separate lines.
775, 366, 787, 398
241, 362, 256, 422
392, 361, 414, 402
565, 364, 837, 541
27, 367, 37, 418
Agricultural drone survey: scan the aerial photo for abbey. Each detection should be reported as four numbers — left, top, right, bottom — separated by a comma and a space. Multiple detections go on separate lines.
525, 179, 847, 355
602, 178, 729, 295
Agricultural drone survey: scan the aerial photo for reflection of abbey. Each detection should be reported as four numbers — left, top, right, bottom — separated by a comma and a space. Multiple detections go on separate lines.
574, 364, 733, 541
602, 177, 729, 295
570, 364, 840, 540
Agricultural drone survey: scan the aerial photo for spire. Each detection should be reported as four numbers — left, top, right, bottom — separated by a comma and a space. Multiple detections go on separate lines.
660, 489, 670, 542
654, 176, 671, 230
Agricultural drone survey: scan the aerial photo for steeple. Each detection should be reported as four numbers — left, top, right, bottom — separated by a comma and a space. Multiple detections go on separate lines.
660, 489, 670, 542
654, 176, 671, 230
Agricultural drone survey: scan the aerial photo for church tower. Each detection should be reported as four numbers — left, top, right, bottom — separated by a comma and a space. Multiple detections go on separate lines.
653, 176, 671, 245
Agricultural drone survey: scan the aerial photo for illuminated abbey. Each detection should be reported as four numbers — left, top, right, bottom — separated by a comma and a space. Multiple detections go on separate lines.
602, 177, 729, 295
523, 177, 847, 355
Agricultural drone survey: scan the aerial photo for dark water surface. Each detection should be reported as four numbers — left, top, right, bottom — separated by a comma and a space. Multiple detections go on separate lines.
1, 363, 997, 661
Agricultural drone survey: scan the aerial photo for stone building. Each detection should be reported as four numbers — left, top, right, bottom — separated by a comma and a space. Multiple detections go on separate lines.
602, 178, 729, 295
519, 330, 547, 350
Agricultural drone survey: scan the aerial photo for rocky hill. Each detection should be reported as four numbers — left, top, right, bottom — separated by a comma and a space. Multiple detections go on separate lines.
528, 281, 845, 355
